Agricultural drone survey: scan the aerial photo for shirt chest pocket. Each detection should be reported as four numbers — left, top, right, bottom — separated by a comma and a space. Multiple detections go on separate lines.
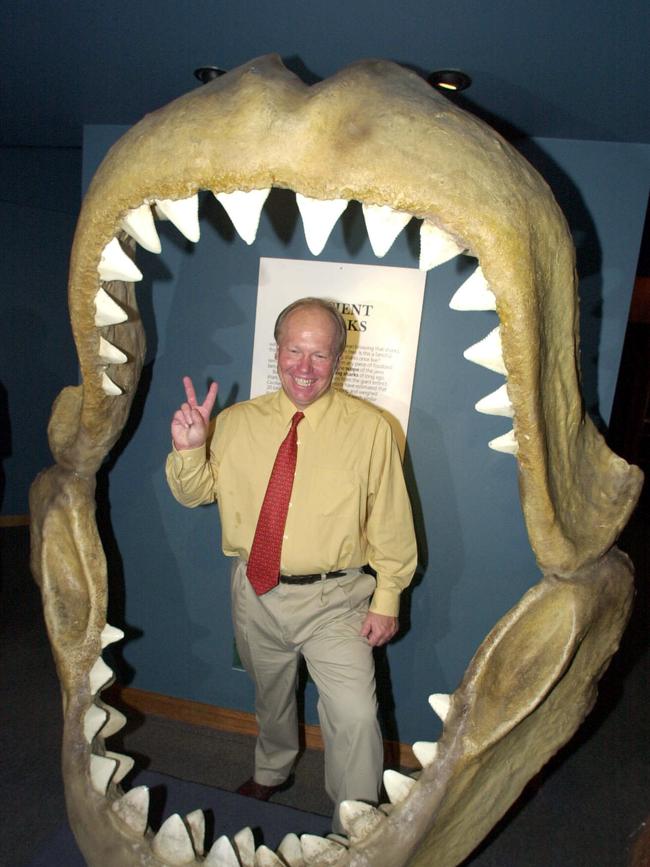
307, 467, 360, 518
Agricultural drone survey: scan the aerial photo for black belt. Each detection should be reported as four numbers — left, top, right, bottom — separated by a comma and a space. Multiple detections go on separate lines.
279, 570, 347, 585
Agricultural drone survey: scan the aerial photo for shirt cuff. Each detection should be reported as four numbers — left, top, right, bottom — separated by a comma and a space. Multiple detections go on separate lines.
369, 586, 401, 618
169, 444, 207, 473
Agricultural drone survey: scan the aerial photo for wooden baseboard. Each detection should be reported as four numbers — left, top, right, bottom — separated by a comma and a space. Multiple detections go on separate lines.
108, 685, 418, 769
0, 514, 30, 527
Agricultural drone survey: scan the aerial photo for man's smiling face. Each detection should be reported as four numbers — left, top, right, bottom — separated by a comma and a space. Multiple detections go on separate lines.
276, 307, 339, 409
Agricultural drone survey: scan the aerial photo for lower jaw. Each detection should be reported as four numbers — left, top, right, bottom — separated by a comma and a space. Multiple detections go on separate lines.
52, 539, 634, 867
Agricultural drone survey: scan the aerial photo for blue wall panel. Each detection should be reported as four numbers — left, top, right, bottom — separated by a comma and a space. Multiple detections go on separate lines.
0, 147, 81, 514
84, 125, 649, 743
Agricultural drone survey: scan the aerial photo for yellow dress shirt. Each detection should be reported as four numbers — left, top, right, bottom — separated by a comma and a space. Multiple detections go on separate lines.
165, 387, 417, 617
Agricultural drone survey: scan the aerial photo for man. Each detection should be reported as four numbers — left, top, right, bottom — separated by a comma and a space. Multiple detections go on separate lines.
166, 297, 417, 832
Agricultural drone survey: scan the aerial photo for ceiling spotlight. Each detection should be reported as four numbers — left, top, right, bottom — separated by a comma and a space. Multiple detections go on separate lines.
428, 70, 472, 93
194, 66, 227, 84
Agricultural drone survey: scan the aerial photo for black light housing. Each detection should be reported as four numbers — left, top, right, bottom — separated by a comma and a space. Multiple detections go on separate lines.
194, 66, 227, 84
428, 69, 472, 93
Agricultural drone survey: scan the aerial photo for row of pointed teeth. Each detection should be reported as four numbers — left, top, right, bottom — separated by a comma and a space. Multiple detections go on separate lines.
109, 798, 353, 867
86, 622, 451, 863
86, 624, 133, 798
94, 189, 517, 456
448, 263, 517, 455
108, 190, 466, 266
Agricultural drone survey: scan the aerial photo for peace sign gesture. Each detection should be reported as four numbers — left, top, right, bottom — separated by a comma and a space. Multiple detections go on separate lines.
171, 376, 218, 451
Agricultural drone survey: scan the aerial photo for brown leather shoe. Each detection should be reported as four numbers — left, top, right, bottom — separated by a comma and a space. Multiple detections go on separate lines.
236, 776, 292, 800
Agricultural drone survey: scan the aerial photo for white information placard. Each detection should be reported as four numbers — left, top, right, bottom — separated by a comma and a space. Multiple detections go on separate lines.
250, 257, 426, 453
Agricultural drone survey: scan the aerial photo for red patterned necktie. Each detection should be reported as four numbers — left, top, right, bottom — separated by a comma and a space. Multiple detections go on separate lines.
246, 411, 304, 595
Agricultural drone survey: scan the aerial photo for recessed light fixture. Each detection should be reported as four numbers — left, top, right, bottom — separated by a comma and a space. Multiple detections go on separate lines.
428, 70, 472, 93
194, 66, 227, 84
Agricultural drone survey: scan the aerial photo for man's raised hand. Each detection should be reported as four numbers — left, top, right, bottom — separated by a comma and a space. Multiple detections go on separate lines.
171, 376, 218, 450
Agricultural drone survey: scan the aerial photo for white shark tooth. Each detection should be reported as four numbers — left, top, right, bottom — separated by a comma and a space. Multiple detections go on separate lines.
94, 287, 128, 327
428, 693, 451, 722
300, 834, 345, 862
362, 204, 411, 257
111, 785, 149, 835
326, 834, 349, 847
89, 657, 114, 694
90, 754, 116, 794
99, 703, 127, 738
338, 799, 375, 830
101, 372, 123, 396
152, 813, 195, 864
295, 194, 348, 255
120, 203, 162, 253
100, 623, 125, 648
463, 326, 507, 375
83, 705, 108, 743
383, 769, 416, 805
419, 221, 465, 270
255, 845, 284, 866
475, 383, 514, 417
449, 266, 497, 311
489, 429, 519, 455
98, 237, 143, 282
338, 800, 383, 842
233, 827, 256, 867
412, 741, 439, 767
105, 750, 134, 783
98, 337, 128, 365
185, 809, 205, 856
155, 195, 200, 243
214, 188, 271, 245
205, 835, 241, 866
277, 833, 304, 867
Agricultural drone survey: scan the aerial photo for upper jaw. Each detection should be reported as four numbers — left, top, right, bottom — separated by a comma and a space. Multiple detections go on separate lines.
65, 53, 642, 575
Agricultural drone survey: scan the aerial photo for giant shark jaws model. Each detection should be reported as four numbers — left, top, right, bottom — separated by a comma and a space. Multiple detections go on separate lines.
29, 55, 643, 866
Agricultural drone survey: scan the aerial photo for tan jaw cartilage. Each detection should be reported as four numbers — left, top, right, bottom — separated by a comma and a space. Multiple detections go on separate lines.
30, 55, 641, 867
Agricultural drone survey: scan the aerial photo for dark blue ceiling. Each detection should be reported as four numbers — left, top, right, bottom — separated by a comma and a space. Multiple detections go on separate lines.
3, 0, 649, 148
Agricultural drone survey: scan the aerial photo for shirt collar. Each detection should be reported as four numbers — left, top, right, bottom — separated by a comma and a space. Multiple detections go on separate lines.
277, 387, 335, 430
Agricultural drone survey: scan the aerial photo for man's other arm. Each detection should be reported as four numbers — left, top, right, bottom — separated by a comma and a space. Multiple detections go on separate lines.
362, 418, 418, 645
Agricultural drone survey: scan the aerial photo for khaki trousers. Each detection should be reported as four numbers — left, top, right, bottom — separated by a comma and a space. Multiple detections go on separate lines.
231, 558, 383, 832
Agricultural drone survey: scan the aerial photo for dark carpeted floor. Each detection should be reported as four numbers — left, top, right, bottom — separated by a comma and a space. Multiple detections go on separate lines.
1, 495, 648, 866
